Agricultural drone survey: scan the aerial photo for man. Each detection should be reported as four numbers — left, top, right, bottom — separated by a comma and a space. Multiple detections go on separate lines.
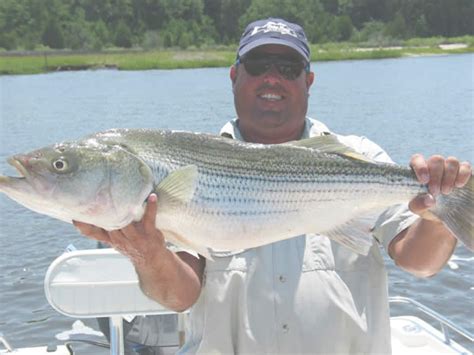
75, 18, 471, 354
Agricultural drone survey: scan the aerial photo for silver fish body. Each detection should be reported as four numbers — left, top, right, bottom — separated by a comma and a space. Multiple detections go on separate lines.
1, 129, 473, 256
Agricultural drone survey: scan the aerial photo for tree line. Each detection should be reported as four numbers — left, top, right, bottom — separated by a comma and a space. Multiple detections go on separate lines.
0, 0, 473, 51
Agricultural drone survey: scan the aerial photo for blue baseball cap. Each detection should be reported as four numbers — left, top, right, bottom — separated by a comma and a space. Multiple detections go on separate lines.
237, 18, 310, 62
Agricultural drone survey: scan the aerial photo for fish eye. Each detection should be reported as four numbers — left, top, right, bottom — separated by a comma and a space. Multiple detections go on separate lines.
52, 158, 68, 172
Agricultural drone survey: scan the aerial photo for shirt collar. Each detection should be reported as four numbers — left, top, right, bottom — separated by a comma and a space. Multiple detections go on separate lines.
219, 117, 331, 141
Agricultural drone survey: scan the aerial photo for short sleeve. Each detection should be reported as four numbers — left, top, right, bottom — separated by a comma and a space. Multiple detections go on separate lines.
165, 242, 199, 258
372, 204, 420, 253
335, 134, 394, 164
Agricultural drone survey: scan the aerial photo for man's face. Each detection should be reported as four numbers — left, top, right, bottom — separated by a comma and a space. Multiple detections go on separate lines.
230, 44, 314, 144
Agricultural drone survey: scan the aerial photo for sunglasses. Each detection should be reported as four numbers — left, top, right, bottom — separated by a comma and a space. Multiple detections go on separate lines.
237, 54, 310, 80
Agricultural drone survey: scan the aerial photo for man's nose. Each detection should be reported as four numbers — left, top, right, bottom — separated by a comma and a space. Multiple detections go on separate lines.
262, 64, 282, 83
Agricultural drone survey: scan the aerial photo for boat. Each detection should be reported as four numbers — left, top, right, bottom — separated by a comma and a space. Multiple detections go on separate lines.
1, 249, 472, 355
389, 296, 472, 355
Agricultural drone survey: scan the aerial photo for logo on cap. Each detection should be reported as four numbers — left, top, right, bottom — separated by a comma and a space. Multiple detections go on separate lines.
250, 21, 298, 38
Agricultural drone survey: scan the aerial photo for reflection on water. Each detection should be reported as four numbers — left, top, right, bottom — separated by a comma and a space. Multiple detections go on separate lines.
0, 54, 473, 351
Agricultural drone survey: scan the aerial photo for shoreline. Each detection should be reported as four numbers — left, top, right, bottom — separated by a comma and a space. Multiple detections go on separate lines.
0, 44, 472, 75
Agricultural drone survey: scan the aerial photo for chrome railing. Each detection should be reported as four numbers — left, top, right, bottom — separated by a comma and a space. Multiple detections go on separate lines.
0, 332, 14, 352
389, 296, 474, 346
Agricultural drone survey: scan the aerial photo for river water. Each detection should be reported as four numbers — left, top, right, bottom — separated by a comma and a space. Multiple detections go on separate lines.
0, 53, 473, 352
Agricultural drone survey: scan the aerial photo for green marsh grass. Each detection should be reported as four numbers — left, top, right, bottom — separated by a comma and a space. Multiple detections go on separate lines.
0, 50, 236, 75
1, 38, 473, 75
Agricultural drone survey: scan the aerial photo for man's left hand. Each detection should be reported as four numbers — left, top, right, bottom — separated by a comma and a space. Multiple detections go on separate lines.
409, 154, 471, 220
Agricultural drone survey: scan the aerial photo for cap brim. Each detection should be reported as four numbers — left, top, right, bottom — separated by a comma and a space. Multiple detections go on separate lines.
238, 37, 309, 62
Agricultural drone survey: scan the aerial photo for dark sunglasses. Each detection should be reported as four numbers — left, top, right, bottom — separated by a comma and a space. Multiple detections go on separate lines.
236, 54, 310, 80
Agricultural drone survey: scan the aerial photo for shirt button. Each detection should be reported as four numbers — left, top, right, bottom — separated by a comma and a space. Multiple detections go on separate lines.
282, 324, 289, 333
279, 275, 286, 283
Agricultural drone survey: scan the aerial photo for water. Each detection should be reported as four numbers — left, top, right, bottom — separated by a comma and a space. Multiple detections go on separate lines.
0, 53, 473, 352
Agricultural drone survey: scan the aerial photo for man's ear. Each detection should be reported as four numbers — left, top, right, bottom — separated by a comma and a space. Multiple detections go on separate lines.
306, 71, 314, 89
230, 65, 237, 84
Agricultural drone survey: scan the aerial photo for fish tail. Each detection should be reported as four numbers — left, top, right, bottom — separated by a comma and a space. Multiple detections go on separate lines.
432, 175, 474, 251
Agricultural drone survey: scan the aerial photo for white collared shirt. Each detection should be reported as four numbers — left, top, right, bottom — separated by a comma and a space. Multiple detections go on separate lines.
178, 118, 418, 354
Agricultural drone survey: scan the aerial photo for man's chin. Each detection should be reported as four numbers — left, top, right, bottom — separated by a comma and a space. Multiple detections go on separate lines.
257, 113, 289, 127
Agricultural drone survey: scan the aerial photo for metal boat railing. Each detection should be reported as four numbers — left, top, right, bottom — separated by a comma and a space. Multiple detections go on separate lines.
389, 296, 474, 346
0, 333, 13, 352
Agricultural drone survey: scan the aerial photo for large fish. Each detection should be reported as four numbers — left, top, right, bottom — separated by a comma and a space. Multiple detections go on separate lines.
0, 129, 472, 257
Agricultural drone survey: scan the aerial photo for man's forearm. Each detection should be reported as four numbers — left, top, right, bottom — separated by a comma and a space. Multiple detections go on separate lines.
134, 249, 205, 312
389, 218, 457, 278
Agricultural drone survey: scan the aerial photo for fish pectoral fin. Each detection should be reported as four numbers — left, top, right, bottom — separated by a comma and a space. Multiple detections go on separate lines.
284, 135, 374, 163
323, 213, 378, 255
155, 165, 198, 207
162, 229, 213, 260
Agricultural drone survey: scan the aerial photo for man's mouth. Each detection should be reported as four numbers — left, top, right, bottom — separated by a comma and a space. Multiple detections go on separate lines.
258, 93, 284, 101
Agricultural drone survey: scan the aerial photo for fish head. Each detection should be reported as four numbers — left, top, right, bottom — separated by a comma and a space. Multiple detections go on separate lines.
0, 139, 154, 230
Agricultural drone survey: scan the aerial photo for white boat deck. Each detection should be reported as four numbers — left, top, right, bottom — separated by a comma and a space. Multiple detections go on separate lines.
391, 316, 471, 354
1, 249, 472, 355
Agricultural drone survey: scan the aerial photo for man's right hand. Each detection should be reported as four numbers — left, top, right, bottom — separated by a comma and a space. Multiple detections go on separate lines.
73, 193, 205, 311
73, 193, 168, 269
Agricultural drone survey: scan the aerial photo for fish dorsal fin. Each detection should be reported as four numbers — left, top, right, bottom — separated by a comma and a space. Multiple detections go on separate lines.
155, 165, 198, 207
285, 134, 374, 163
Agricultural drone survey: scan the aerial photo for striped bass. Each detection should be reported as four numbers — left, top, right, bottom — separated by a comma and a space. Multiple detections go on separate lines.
0, 129, 472, 257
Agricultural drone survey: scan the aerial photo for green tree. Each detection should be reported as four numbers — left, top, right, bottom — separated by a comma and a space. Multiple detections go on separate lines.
385, 11, 408, 39
42, 20, 64, 48
414, 14, 429, 37
134, 0, 166, 30
353, 20, 386, 44
204, 0, 251, 43
349, 0, 394, 29
333, 15, 354, 41
142, 30, 163, 48
114, 20, 134, 47
91, 20, 110, 49
239, 0, 328, 43
424, 0, 474, 36
0, 0, 39, 49
1, 0, 473, 51
179, 31, 192, 48
161, 0, 204, 21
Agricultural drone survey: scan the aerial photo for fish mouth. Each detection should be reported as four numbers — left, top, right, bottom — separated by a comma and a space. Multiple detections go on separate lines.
6, 157, 29, 180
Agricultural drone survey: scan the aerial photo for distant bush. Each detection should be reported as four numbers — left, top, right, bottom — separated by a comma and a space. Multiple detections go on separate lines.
350, 21, 402, 47
142, 31, 164, 49
114, 21, 133, 48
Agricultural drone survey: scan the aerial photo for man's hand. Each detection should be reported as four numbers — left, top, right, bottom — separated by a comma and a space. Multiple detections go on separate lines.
409, 154, 471, 219
74, 193, 205, 310
389, 154, 471, 277
73, 193, 166, 268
